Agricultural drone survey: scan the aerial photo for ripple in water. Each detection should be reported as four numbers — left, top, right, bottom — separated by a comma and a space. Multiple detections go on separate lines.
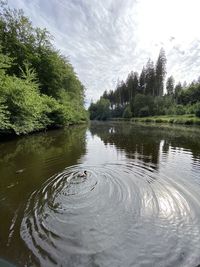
20, 163, 200, 267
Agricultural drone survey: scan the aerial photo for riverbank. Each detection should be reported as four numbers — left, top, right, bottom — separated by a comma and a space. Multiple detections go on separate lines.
0, 119, 88, 141
107, 114, 200, 126
131, 114, 200, 125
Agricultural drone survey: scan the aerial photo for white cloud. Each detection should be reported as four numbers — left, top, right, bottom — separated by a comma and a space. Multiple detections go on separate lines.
7, 0, 200, 103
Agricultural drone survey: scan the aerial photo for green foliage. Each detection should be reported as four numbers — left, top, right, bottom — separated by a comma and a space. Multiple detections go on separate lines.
145, 59, 156, 96
166, 75, 175, 96
111, 106, 125, 118
1, 70, 48, 134
0, 3, 85, 103
0, 3, 87, 135
155, 48, 167, 96
0, 63, 87, 135
0, 97, 10, 131
139, 106, 150, 117
89, 49, 167, 120
153, 96, 173, 115
178, 84, 200, 105
89, 98, 110, 120
132, 94, 154, 117
123, 105, 132, 118
174, 105, 185, 115
132, 114, 200, 125
195, 102, 200, 117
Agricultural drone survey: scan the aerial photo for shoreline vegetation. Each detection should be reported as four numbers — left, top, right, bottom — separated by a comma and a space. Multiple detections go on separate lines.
0, 2, 88, 137
131, 114, 200, 125
89, 49, 200, 125
108, 114, 200, 126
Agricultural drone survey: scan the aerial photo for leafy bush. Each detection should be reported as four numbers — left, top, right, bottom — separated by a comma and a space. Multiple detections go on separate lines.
153, 96, 174, 115
184, 104, 196, 114
111, 106, 125, 118
175, 105, 185, 115
139, 106, 150, 117
0, 3, 87, 136
178, 84, 200, 105
89, 98, 110, 120
195, 102, 200, 117
1, 75, 47, 134
0, 98, 10, 131
0, 56, 87, 135
123, 105, 132, 118
132, 94, 154, 117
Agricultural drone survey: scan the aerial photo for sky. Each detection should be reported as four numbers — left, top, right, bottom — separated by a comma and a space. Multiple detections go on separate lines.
8, 0, 200, 105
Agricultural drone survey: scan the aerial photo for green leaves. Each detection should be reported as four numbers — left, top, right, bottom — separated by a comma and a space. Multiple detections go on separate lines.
0, 3, 87, 136
20, 62, 39, 86
89, 98, 111, 120
0, 52, 87, 135
0, 97, 10, 131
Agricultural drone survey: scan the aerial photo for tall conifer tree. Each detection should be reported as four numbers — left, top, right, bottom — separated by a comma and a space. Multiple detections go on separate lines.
155, 48, 167, 96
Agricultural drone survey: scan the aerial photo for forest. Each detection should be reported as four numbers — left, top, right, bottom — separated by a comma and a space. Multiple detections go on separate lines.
0, 1, 87, 136
89, 49, 200, 121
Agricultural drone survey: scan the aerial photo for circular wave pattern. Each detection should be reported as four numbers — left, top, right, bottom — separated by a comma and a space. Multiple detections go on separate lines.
20, 163, 200, 267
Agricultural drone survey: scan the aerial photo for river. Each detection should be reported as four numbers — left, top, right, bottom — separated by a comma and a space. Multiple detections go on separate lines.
1, 122, 200, 267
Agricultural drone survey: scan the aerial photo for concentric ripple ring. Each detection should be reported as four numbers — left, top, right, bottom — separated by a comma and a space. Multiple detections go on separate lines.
20, 163, 200, 267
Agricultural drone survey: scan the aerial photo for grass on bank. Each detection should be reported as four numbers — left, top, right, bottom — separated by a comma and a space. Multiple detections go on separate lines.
131, 114, 200, 125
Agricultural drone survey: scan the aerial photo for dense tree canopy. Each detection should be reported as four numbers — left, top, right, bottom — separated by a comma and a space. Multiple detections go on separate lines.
89, 48, 200, 120
89, 98, 110, 120
0, 2, 87, 135
166, 76, 175, 96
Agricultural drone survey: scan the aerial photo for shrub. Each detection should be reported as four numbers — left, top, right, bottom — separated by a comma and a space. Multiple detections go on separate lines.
132, 94, 154, 117
139, 106, 150, 117
0, 98, 10, 131
175, 105, 185, 115
195, 102, 200, 117
154, 96, 173, 115
123, 105, 132, 118
88, 98, 110, 120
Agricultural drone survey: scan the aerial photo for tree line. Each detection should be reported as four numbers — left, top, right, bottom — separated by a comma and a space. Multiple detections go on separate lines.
89, 49, 200, 120
0, 1, 87, 135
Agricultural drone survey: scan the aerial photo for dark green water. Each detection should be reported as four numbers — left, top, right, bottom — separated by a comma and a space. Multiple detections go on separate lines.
1, 122, 200, 267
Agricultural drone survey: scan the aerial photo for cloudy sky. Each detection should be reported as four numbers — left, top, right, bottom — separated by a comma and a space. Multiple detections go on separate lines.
8, 0, 200, 104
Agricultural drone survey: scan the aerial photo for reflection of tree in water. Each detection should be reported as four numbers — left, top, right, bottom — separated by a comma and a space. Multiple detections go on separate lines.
90, 123, 161, 168
0, 125, 87, 165
0, 125, 87, 265
90, 122, 200, 168
0, 125, 87, 194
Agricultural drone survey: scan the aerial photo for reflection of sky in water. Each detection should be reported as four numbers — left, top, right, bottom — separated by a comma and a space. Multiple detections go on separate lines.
82, 127, 200, 224
2, 124, 200, 267
80, 130, 127, 165
82, 128, 199, 182
10, 124, 200, 267
141, 186, 191, 219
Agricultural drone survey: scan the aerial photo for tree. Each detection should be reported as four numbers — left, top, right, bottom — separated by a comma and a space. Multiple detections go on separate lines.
178, 84, 200, 105
195, 102, 200, 117
166, 75, 175, 96
0, 2, 85, 105
131, 94, 154, 117
145, 59, 155, 96
0, 2, 87, 135
133, 72, 139, 95
139, 67, 146, 94
155, 48, 167, 96
102, 90, 108, 100
123, 105, 132, 118
174, 82, 182, 103
88, 98, 110, 120
126, 72, 134, 101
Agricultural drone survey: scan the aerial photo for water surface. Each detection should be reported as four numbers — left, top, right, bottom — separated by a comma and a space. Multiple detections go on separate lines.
1, 122, 200, 267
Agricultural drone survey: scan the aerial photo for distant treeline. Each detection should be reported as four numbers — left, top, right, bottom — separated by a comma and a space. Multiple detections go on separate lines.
0, 1, 87, 135
89, 49, 200, 120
